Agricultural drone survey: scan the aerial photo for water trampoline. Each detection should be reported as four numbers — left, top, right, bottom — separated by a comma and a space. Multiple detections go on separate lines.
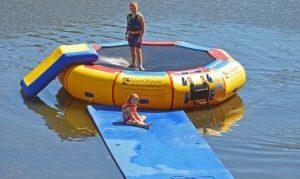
58, 41, 246, 109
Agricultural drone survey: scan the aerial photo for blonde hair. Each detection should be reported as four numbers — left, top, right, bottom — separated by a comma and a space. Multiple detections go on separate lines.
130, 1, 138, 9
127, 93, 139, 104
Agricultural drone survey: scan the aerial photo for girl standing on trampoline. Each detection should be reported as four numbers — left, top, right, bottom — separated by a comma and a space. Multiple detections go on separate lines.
125, 2, 145, 71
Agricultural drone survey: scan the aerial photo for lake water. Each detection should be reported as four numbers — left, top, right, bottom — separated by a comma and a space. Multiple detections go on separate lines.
0, 0, 299, 178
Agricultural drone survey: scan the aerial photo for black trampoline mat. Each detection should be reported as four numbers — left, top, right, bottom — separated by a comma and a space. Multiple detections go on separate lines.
96, 45, 215, 71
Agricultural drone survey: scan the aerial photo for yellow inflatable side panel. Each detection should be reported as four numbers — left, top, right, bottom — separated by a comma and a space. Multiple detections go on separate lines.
171, 75, 188, 109
172, 74, 196, 109
113, 72, 173, 109
205, 71, 226, 104
62, 65, 119, 105
216, 61, 246, 99
172, 73, 221, 108
58, 59, 246, 109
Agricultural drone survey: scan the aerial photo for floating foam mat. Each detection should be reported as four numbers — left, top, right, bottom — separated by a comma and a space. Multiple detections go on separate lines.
88, 105, 234, 179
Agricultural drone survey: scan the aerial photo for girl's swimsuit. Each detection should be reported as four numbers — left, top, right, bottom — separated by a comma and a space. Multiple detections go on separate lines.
122, 103, 140, 124
127, 13, 143, 48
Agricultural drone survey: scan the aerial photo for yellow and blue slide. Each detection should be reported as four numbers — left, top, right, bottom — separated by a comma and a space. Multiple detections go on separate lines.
20, 44, 98, 97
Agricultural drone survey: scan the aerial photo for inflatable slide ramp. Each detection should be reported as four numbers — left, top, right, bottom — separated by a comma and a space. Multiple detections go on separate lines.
20, 44, 98, 97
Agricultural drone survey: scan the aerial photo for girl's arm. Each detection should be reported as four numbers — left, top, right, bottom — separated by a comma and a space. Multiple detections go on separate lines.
139, 15, 145, 42
125, 14, 129, 40
130, 107, 142, 122
124, 107, 141, 122
131, 114, 141, 122
125, 29, 128, 40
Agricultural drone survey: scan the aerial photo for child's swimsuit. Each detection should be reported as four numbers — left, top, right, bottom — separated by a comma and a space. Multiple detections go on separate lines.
127, 13, 143, 48
122, 103, 140, 124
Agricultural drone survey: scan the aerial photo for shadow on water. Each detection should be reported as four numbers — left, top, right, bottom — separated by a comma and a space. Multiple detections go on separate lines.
22, 87, 244, 139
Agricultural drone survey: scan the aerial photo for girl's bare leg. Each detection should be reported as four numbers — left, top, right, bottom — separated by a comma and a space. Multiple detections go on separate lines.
139, 115, 146, 122
136, 48, 144, 70
126, 120, 152, 129
129, 47, 137, 67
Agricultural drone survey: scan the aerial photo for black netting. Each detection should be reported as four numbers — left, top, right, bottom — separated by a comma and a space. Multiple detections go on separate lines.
96, 45, 215, 71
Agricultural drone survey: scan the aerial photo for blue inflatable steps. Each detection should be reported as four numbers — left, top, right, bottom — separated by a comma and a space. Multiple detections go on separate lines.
20, 44, 98, 98
88, 105, 234, 179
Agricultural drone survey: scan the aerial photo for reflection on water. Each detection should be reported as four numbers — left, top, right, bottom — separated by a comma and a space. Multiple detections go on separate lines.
22, 86, 243, 140
22, 88, 98, 140
186, 95, 244, 136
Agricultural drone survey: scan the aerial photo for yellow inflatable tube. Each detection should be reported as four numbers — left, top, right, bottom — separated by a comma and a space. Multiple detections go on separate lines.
59, 41, 246, 109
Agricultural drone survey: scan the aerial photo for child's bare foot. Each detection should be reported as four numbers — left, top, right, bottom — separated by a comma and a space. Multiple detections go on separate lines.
144, 122, 153, 130
128, 64, 137, 68
139, 66, 145, 71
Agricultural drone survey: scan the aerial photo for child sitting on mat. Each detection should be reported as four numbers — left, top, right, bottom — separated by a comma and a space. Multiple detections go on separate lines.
122, 93, 152, 129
